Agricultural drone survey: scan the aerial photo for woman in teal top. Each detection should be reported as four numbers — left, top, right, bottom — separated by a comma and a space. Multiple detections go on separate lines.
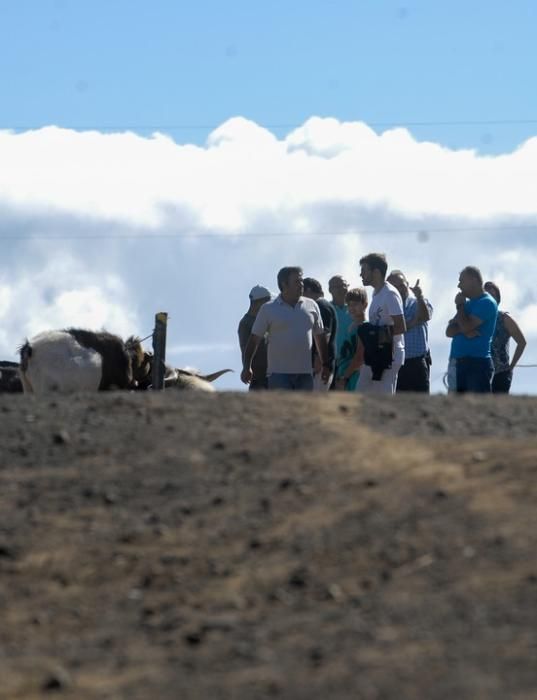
484, 281, 527, 393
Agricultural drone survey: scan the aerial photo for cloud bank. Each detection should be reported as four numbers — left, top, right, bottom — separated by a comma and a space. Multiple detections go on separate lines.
1, 117, 536, 392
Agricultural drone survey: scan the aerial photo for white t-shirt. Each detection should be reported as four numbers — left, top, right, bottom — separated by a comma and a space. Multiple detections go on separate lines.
369, 282, 405, 351
252, 295, 325, 374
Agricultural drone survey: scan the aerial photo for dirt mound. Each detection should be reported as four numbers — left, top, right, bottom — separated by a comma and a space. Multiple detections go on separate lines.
0, 392, 536, 699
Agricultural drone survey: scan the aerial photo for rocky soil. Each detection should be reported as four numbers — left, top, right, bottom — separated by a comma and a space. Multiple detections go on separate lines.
0, 391, 536, 699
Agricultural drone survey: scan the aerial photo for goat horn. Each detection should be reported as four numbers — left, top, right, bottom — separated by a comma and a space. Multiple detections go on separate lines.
199, 368, 233, 383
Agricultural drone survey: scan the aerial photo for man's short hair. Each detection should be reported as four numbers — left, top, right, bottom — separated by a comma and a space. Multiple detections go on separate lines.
346, 287, 368, 305
461, 265, 483, 286
387, 269, 407, 283
303, 277, 323, 295
359, 253, 388, 278
277, 266, 303, 291
328, 275, 349, 290
484, 281, 501, 304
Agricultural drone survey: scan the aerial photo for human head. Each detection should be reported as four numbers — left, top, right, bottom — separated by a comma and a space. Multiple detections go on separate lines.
458, 266, 484, 298
345, 287, 368, 322
248, 284, 272, 313
277, 266, 304, 302
328, 275, 349, 306
387, 269, 409, 301
302, 277, 324, 300
484, 281, 501, 305
359, 253, 388, 288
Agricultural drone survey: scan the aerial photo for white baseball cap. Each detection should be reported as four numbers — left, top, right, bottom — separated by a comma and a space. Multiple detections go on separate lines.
249, 285, 272, 301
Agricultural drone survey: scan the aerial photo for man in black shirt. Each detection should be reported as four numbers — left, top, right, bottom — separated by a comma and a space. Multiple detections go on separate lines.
238, 285, 272, 390
303, 277, 338, 391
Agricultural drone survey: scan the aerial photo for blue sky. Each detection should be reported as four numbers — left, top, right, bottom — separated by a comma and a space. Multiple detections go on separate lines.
1, 1, 537, 393
2, 0, 536, 152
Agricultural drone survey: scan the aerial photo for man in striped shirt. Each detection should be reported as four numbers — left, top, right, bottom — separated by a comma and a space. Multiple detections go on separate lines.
387, 270, 433, 393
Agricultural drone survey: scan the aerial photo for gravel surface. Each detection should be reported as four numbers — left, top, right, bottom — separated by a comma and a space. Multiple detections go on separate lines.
1, 391, 536, 699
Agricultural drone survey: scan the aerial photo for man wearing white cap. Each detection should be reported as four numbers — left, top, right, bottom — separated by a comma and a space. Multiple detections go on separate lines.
238, 284, 272, 390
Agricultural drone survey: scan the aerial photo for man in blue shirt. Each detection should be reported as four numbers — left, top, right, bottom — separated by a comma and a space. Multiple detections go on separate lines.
446, 266, 498, 393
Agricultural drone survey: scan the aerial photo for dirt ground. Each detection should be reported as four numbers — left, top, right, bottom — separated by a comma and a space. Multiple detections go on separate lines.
0, 391, 536, 700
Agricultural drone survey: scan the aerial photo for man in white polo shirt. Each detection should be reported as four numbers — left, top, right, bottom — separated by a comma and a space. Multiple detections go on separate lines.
240, 266, 330, 391
357, 252, 406, 394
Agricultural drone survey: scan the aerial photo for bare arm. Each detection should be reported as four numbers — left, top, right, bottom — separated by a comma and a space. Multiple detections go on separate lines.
335, 337, 364, 389
313, 332, 329, 367
415, 296, 432, 323
446, 318, 480, 339
454, 303, 484, 335
504, 315, 527, 370
240, 334, 262, 384
238, 321, 251, 356
391, 314, 406, 336
313, 333, 331, 384
406, 282, 432, 328
243, 334, 261, 368
446, 319, 459, 338
407, 297, 432, 329
344, 337, 364, 377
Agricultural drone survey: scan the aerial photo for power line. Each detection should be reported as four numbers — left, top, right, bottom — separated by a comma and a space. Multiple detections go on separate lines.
1, 223, 536, 241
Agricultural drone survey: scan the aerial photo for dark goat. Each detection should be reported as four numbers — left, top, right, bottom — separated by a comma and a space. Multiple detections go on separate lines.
66, 329, 133, 390
125, 336, 232, 391
0, 361, 23, 393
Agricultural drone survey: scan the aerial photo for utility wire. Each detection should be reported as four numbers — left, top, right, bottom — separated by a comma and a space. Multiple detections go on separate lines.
1, 223, 536, 241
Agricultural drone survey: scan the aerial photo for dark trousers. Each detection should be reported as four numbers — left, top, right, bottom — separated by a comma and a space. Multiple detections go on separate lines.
396, 356, 430, 393
249, 378, 268, 391
492, 370, 512, 394
456, 357, 494, 394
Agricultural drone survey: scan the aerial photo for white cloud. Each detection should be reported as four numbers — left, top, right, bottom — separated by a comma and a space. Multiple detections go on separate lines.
1, 117, 537, 392
0, 250, 138, 355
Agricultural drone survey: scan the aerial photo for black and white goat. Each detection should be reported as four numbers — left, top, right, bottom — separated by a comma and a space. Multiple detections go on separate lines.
19, 329, 133, 394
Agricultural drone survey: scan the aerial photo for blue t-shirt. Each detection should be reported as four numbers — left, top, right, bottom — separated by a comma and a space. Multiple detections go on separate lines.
450, 293, 498, 359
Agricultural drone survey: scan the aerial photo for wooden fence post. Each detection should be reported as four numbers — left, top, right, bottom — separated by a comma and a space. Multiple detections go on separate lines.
152, 312, 168, 390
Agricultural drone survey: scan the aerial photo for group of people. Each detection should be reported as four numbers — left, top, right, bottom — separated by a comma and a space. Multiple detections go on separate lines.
238, 253, 527, 395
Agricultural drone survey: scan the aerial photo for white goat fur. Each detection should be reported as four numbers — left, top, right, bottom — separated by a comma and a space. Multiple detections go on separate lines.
164, 369, 216, 392
21, 331, 102, 394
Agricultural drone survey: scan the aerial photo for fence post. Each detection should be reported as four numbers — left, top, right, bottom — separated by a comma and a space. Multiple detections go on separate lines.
152, 312, 168, 390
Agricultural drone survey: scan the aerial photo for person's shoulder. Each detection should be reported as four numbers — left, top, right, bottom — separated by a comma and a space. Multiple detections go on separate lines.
301, 296, 320, 310
385, 281, 401, 296
384, 281, 404, 305
480, 293, 498, 309
239, 312, 253, 324
259, 298, 277, 311
316, 297, 333, 312
473, 293, 497, 317
252, 301, 274, 323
